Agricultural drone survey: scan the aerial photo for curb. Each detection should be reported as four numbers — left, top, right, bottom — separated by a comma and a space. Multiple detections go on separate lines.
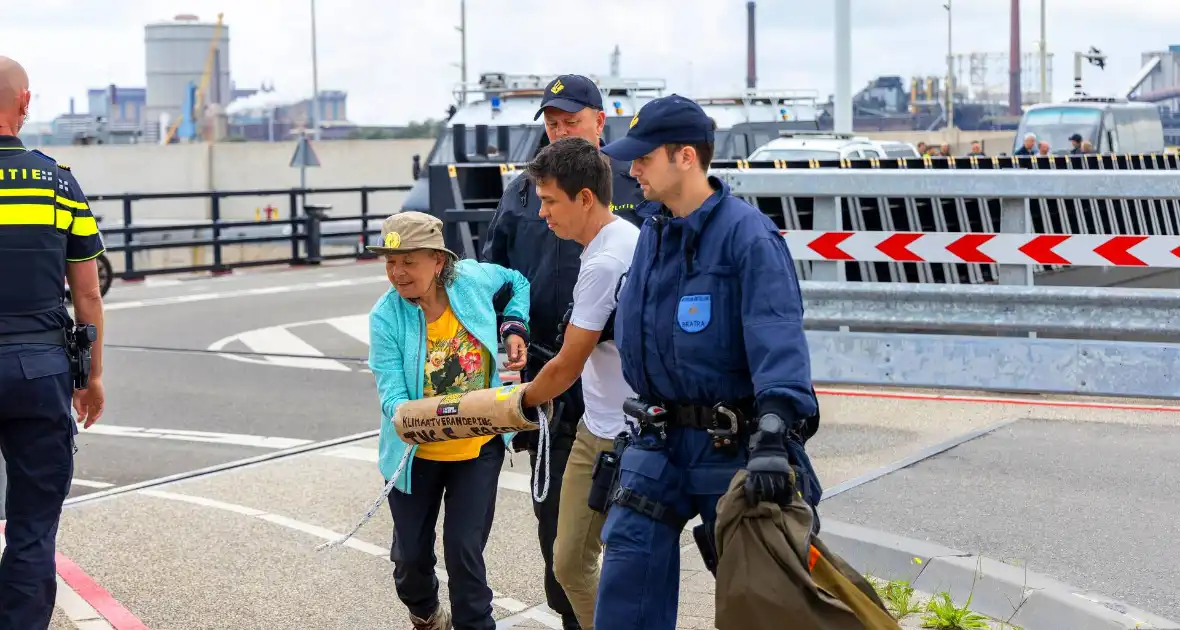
822, 519, 1179, 630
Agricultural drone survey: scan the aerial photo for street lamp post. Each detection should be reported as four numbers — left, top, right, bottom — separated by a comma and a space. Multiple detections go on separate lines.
455, 0, 469, 105
1039, 0, 1048, 102
833, 0, 852, 133
310, 0, 321, 140
945, 1, 954, 130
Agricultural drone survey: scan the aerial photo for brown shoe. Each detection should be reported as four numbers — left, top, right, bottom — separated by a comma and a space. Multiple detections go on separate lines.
409, 607, 452, 630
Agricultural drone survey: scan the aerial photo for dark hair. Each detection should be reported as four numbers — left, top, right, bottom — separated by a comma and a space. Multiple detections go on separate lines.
663, 116, 717, 172
526, 136, 613, 204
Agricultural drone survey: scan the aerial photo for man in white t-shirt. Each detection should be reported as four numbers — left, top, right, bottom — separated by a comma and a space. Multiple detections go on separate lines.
520, 136, 640, 630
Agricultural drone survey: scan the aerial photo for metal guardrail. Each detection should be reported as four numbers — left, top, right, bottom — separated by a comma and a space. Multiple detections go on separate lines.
90, 185, 410, 279
710, 168, 1180, 286
427, 152, 1180, 287
451, 166, 1180, 288
444, 164, 1180, 399
801, 280, 1180, 339
800, 280, 1180, 399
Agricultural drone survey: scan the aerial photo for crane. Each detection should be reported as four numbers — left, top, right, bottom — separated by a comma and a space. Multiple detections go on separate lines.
161, 12, 224, 144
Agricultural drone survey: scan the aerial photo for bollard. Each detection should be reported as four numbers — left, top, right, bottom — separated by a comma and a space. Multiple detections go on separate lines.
303, 203, 332, 265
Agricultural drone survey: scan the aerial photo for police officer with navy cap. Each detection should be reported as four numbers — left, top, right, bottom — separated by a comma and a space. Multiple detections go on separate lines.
592, 93, 823, 629
482, 73, 645, 630
0, 56, 106, 630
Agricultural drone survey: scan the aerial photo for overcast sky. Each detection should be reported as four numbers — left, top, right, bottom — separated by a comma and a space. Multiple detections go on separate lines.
11, 0, 1180, 125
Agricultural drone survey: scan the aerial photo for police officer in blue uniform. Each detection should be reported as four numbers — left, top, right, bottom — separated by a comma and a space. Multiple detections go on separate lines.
0, 56, 106, 630
593, 94, 822, 629
482, 73, 645, 630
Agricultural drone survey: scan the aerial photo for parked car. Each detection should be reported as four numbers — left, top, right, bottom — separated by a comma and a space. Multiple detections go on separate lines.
64, 252, 113, 301
747, 131, 884, 161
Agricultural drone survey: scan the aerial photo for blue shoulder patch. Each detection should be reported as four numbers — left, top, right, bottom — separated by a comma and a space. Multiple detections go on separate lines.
677, 294, 711, 333
29, 149, 67, 169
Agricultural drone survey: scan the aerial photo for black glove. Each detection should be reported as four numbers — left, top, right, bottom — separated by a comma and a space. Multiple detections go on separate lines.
555, 302, 574, 348
743, 413, 796, 507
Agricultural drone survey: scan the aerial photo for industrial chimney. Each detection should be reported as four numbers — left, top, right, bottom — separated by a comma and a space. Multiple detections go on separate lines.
1008, 0, 1022, 115
746, 1, 757, 89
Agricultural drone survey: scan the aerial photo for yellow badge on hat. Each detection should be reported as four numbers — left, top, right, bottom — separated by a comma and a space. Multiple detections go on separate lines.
551, 79, 564, 94
630, 113, 639, 129
384, 232, 401, 249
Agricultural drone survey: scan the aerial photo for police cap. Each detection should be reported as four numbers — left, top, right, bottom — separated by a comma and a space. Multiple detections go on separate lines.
534, 74, 604, 120
600, 94, 715, 161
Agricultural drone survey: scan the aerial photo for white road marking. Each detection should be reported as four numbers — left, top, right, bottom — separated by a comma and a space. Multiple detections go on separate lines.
70, 479, 115, 489
321, 446, 380, 462
80, 425, 314, 449
232, 327, 352, 371
326, 315, 370, 345
107, 275, 387, 312
498, 471, 532, 494
206, 313, 522, 378
319, 446, 698, 531
496, 604, 564, 629
140, 278, 183, 288
137, 489, 538, 619
320, 446, 535, 494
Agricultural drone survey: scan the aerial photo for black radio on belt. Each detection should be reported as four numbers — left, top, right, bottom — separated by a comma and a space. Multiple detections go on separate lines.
587, 449, 620, 513
66, 323, 97, 390
588, 431, 632, 514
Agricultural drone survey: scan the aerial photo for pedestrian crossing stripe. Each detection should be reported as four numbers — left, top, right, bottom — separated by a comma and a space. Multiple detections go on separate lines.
207, 314, 512, 379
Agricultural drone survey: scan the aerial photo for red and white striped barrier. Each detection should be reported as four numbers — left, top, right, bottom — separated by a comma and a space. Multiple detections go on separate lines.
781, 230, 1180, 267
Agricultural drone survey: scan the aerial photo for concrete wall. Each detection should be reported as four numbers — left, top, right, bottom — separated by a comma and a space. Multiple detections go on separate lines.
42, 138, 435, 224
47, 131, 1014, 226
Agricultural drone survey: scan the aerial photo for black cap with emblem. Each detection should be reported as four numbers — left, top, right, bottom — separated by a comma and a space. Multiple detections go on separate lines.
534, 74, 604, 120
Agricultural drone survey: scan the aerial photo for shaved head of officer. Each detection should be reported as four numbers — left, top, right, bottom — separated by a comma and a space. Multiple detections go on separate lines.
0, 56, 31, 135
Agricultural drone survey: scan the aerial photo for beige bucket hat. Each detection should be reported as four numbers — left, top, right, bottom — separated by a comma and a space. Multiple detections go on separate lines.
366, 211, 458, 261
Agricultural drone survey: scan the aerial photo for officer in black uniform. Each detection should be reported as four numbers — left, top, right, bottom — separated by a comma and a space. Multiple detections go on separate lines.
0, 56, 106, 630
481, 74, 646, 630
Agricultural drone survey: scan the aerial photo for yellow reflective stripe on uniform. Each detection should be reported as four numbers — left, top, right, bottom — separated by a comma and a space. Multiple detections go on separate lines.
67, 248, 105, 263
55, 196, 88, 211
70, 215, 99, 236
56, 209, 72, 229
0, 188, 54, 198
0, 203, 56, 225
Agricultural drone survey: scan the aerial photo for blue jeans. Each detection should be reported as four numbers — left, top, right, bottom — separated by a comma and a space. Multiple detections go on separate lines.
594, 425, 747, 630
0, 344, 76, 630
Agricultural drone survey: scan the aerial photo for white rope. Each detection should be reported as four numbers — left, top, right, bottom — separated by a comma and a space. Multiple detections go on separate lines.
315, 447, 413, 552
319, 394, 553, 551
531, 405, 551, 503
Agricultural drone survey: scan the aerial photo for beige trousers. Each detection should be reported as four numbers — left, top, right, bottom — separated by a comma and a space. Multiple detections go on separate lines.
552, 420, 616, 630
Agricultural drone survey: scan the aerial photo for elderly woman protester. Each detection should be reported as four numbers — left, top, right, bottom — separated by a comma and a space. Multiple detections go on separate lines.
366, 211, 531, 630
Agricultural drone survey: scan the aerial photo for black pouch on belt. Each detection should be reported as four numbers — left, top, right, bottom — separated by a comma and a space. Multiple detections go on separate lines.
587, 448, 620, 513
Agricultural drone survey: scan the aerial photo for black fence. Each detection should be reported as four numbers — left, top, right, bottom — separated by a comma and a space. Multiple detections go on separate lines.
91, 185, 409, 280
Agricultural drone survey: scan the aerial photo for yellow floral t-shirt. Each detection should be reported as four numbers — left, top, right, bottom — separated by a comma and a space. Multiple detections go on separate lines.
414, 306, 495, 461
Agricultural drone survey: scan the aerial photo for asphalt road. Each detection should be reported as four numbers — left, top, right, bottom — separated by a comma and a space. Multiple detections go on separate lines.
65, 262, 390, 500
26, 260, 1179, 629
820, 415, 1180, 622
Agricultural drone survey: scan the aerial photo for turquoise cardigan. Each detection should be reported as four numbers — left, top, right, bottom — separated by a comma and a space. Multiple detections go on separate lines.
367, 258, 531, 494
